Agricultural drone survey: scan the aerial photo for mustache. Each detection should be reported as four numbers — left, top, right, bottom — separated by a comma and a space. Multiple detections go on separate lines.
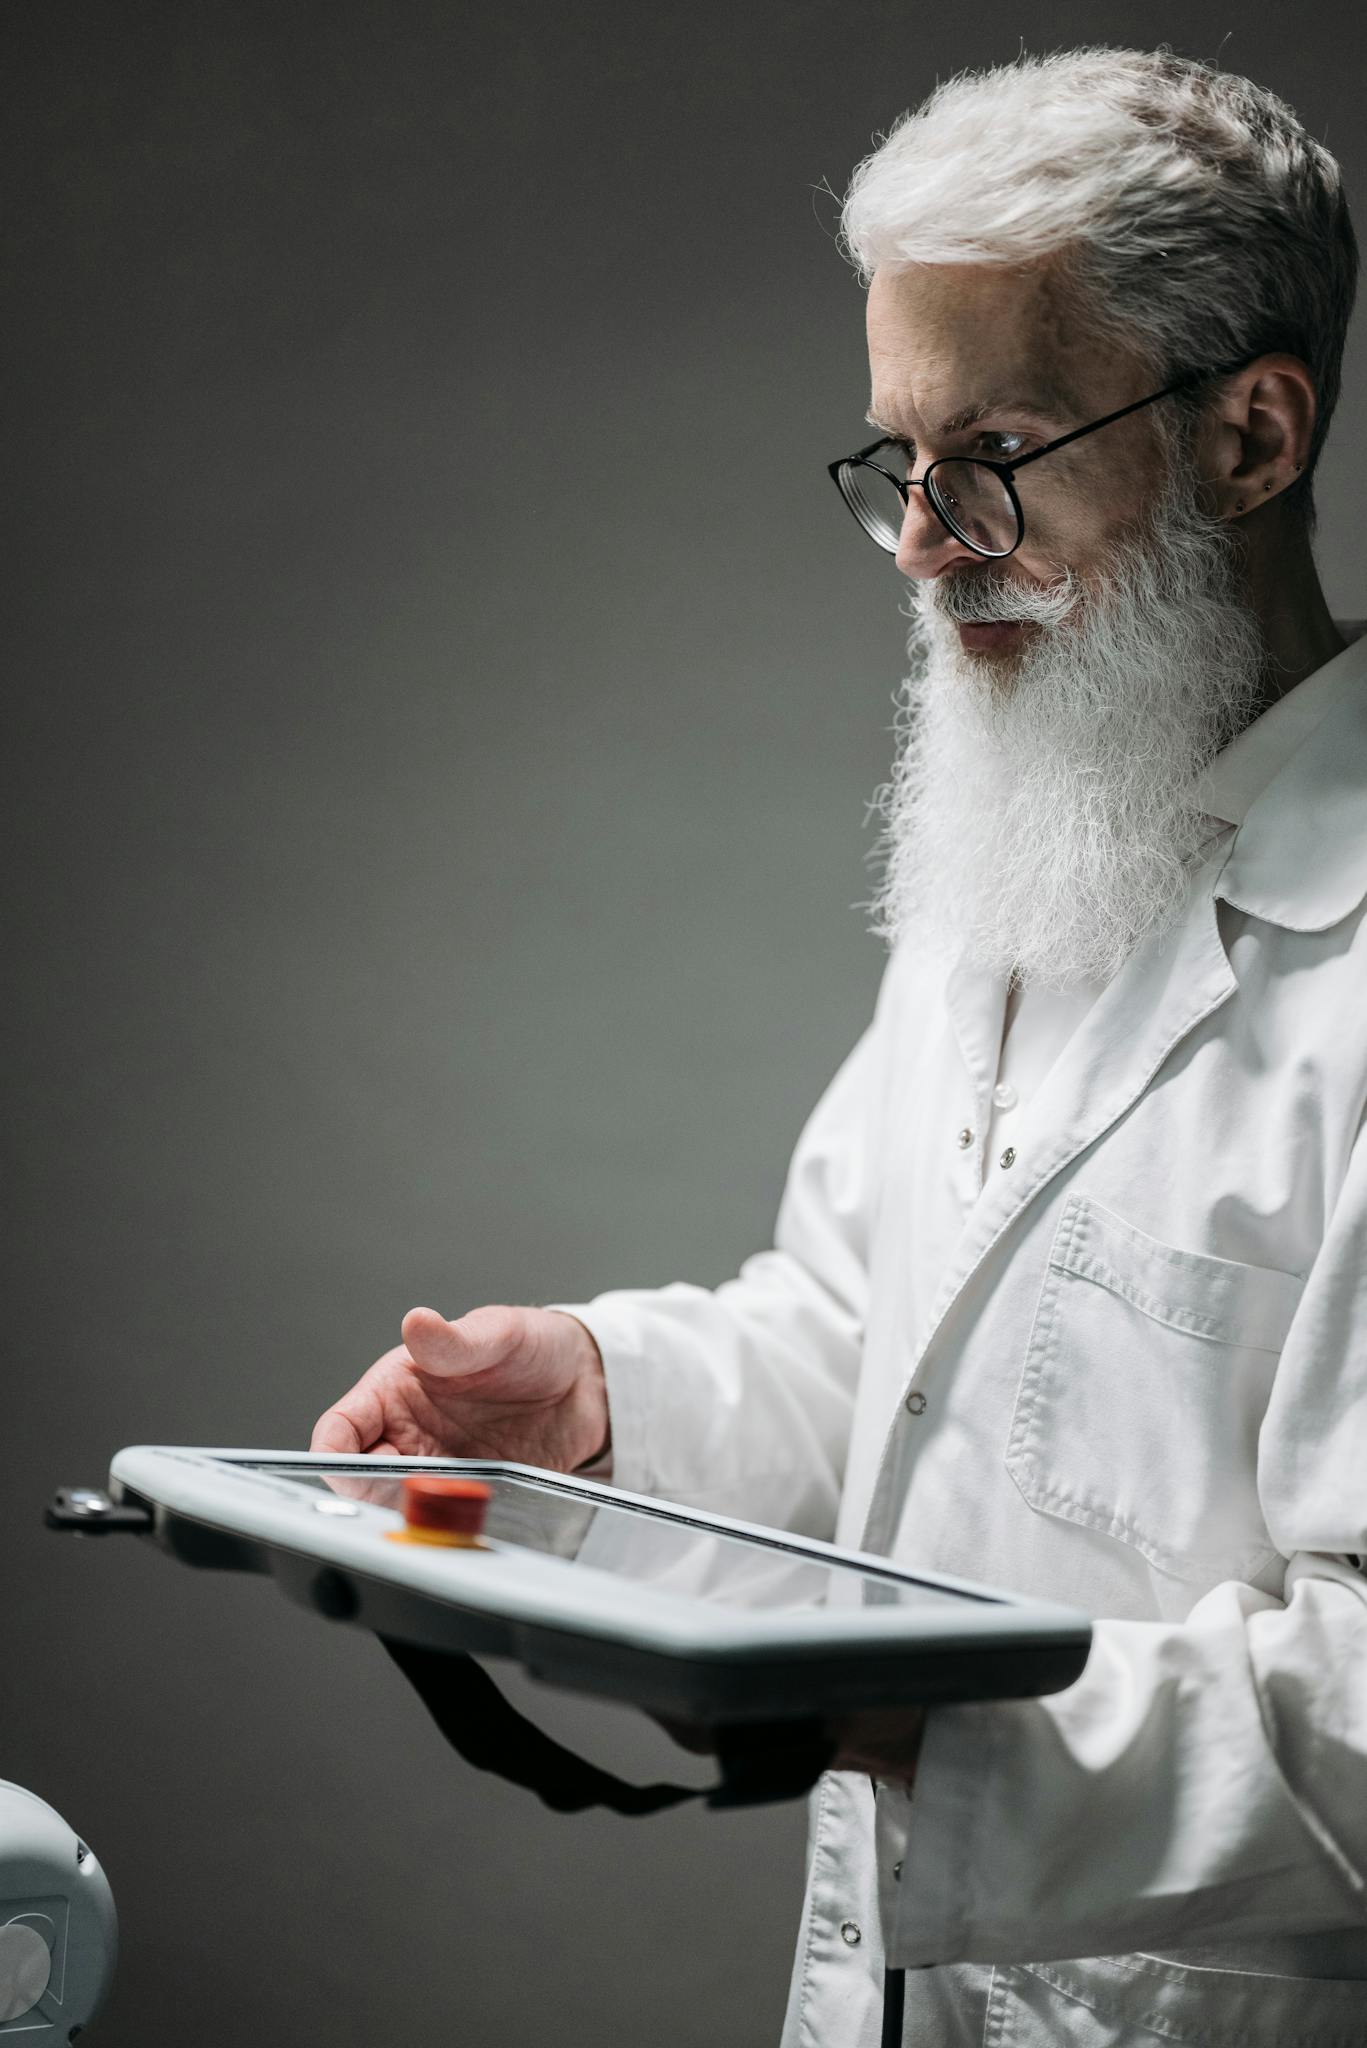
911, 565, 1081, 629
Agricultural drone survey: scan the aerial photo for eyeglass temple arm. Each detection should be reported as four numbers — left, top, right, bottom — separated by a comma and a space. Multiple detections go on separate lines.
1007, 355, 1258, 473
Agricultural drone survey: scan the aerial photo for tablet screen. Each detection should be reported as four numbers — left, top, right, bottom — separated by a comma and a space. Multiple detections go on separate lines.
232, 1460, 987, 1613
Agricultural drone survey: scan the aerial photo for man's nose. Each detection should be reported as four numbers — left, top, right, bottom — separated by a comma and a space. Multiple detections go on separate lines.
894, 480, 982, 580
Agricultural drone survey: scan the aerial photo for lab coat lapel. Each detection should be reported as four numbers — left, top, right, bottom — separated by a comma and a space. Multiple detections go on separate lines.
925, 833, 1241, 1366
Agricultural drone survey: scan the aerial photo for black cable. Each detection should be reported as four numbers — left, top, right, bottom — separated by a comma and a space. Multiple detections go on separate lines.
880, 1966, 905, 2047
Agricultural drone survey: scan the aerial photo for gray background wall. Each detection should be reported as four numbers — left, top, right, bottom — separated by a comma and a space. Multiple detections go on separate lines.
5, 4, 1364, 2042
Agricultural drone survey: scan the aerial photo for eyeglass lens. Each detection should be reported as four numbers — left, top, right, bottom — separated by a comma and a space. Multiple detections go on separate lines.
841, 454, 1019, 557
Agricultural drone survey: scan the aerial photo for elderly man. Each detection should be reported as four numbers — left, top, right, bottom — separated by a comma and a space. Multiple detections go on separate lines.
313, 46, 1367, 2046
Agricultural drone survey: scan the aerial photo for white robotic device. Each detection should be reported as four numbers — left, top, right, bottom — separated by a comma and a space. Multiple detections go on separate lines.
0, 1778, 116, 2040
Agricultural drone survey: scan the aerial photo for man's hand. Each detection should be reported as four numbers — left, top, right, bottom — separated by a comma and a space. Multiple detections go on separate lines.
309, 1304, 611, 1474
650, 1705, 928, 1790
828, 1705, 927, 1785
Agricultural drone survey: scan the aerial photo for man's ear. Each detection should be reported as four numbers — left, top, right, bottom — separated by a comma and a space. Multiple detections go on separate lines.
1195, 353, 1315, 522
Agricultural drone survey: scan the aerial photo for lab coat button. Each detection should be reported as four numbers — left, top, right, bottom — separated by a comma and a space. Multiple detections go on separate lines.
992, 1081, 1018, 1110
999, 1146, 1016, 1169
956, 1126, 974, 1149
840, 1921, 862, 1946
893, 1861, 903, 1881
904, 1389, 927, 1416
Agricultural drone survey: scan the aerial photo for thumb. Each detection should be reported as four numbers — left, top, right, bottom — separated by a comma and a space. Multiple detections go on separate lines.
401, 1303, 517, 1381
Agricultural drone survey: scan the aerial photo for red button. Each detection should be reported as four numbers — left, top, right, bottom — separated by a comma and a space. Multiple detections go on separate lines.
401, 1476, 492, 1540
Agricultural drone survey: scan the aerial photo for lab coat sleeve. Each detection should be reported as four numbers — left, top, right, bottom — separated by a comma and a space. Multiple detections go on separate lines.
882, 1111, 1367, 1966
543, 946, 908, 1538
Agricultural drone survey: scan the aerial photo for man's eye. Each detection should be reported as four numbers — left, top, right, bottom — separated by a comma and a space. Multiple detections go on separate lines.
881, 430, 1026, 469
975, 431, 1027, 459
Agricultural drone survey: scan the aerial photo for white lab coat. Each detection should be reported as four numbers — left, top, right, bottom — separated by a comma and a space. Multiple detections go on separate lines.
550, 624, 1367, 2044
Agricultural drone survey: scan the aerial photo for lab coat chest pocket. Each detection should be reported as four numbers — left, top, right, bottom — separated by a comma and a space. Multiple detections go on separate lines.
1005, 1192, 1305, 1584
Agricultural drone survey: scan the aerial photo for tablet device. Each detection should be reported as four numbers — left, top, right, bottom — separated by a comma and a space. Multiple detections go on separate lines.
100, 1446, 1092, 1723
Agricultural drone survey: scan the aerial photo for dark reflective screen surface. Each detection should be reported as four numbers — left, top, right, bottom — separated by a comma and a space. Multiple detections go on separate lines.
233, 1461, 991, 1612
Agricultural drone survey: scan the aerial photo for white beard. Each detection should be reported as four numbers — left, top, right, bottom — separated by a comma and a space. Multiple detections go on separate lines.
863, 461, 1270, 990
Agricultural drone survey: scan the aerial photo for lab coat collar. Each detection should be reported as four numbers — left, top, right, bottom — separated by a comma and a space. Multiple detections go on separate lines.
942, 620, 1367, 1104
1213, 628, 1367, 932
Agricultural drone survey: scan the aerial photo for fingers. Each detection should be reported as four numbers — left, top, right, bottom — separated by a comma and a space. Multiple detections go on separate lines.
311, 1408, 362, 1453
827, 1706, 927, 1783
309, 1305, 541, 1467
310, 1372, 390, 1454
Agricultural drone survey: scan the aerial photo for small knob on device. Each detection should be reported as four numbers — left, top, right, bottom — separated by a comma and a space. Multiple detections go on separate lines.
386, 1476, 492, 1549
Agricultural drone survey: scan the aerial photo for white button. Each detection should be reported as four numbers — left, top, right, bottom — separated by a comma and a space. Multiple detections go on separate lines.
956, 1126, 974, 1149
999, 1146, 1016, 1169
992, 1081, 1018, 1110
840, 1920, 862, 1946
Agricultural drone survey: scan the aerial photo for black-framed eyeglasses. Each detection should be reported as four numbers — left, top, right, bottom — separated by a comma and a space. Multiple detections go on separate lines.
828, 355, 1257, 560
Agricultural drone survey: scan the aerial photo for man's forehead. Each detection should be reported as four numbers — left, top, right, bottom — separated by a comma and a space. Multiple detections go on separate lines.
865, 259, 1087, 433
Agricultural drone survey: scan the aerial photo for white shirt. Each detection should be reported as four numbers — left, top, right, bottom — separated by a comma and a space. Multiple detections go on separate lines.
549, 618, 1367, 2045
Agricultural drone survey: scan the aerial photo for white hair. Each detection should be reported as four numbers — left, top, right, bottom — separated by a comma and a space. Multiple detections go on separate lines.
840, 46, 1357, 535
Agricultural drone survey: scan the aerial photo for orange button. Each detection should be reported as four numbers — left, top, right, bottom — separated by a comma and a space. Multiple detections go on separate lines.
400, 1475, 492, 1543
